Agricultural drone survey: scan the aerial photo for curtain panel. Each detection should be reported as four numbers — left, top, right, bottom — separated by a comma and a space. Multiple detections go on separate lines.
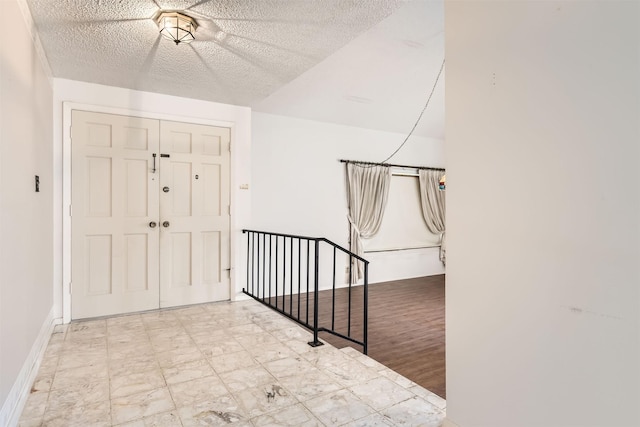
346, 163, 391, 282
418, 169, 446, 264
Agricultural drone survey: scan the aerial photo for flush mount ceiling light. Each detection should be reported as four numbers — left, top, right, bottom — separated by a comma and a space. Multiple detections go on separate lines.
155, 11, 198, 45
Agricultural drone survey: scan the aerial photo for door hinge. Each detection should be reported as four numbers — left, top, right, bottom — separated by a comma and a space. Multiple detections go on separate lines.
69, 205, 72, 217
228, 205, 231, 215
69, 282, 72, 294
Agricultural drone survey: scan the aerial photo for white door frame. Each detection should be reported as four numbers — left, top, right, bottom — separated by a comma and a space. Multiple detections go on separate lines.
62, 102, 237, 323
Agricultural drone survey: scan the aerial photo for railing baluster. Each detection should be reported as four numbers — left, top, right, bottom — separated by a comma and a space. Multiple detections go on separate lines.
275, 236, 279, 310
251, 232, 256, 295
261, 233, 265, 300
297, 238, 301, 319
290, 237, 293, 315
282, 236, 286, 313
256, 232, 261, 300
269, 234, 272, 304
332, 246, 336, 331
245, 231, 250, 293
306, 239, 310, 325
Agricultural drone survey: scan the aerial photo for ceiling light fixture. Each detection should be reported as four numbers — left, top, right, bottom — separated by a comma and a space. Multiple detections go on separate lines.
155, 11, 198, 45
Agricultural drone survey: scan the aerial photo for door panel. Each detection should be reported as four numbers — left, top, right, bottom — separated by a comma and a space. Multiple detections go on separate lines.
202, 231, 222, 284
86, 235, 112, 295
124, 234, 150, 292
71, 111, 160, 319
170, 232, 192, 287
159, 120, 231, 307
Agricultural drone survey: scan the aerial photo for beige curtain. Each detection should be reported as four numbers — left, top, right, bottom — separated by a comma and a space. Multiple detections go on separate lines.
346, 163, 391, 282
419, 169, 446, 264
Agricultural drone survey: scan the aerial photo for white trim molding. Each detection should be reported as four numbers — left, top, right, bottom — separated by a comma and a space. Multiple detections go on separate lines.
0, 309, 58, 427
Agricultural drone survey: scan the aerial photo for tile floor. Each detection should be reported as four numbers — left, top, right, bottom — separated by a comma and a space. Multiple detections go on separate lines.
18, 299, 446, 426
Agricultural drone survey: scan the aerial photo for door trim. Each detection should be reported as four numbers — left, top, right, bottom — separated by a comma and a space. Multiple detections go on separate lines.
62, 102, 237, 323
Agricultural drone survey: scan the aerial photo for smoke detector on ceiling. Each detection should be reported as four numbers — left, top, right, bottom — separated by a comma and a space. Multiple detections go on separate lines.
154, 11, 198, 45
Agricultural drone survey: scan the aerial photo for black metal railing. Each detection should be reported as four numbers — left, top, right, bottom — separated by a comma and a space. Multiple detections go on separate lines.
242, 229, 369, 354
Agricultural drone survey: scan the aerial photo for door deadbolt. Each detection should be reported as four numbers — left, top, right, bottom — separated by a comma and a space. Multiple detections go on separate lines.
149, 221, 157, 228
163, 186, 170, 193
162, 221, 170, 228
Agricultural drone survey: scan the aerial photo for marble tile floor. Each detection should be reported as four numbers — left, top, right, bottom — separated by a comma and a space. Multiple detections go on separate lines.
19, 299, 446, 427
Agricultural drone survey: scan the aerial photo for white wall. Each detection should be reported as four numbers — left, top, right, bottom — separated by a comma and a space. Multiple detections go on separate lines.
0, 0, 54, 421
445, 2, 639, 427
52, 79, 252, 320
251, 112, 445, 286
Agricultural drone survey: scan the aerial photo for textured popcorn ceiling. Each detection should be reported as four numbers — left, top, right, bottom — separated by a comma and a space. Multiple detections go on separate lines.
26, 0, 444, 138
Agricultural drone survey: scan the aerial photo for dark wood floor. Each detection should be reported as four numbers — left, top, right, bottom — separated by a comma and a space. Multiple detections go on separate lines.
256, 275, 446, 398
317, 275, 445, 398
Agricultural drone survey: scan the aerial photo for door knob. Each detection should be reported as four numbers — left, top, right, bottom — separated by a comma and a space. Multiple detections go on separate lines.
149, 221, 157, 228
162, 221, 170, 228
163, 186, 170, 193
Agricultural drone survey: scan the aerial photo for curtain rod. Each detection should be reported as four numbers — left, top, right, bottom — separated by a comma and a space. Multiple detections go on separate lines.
339, 159, 445, 172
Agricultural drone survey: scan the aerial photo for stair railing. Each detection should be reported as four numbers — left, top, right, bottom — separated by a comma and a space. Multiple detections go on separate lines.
242, 229, 369, 354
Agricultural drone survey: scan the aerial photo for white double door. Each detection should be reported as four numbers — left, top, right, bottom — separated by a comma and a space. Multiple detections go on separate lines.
71, 110, 230, 319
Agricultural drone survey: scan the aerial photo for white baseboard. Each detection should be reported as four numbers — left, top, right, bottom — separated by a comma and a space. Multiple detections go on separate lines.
0, 309, 58, 427
232, 291, 252, 301
442, 418, 461, 427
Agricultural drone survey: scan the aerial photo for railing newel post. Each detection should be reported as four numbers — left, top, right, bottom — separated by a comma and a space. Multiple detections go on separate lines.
363, 261, 369, 355
308, 238, 324, 348
348, 255, 353, 336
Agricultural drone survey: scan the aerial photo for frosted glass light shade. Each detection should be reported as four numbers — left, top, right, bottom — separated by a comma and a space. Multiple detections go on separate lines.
155, 11, 197, 45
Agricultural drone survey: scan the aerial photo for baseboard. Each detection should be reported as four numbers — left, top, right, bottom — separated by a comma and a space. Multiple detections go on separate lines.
442, 418, 461, 427
233, 291, 252, 301
0, 309, 58, 427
